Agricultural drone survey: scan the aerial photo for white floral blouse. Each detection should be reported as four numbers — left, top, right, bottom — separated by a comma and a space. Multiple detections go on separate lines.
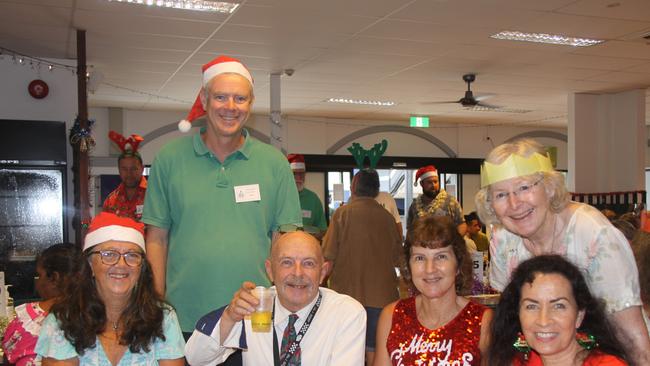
489, 202, 641, 313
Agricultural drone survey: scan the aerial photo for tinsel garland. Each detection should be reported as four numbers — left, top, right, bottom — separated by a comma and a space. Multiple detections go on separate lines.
69, 117, 96, 152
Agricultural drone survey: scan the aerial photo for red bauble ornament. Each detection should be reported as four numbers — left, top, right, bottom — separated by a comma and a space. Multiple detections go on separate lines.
28, 79, 49, 99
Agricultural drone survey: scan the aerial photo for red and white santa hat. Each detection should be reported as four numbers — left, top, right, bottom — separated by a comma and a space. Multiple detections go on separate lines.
287, 154, 306, 171
178, 55, 254, 133
414, 165, 438, 186
83, 212, 145, 252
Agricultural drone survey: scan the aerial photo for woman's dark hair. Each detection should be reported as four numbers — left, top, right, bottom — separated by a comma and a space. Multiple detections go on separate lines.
50, 246, 168, 355
487, 255, 628, 365
37, 243, 80, 290
403, 215, 472, 294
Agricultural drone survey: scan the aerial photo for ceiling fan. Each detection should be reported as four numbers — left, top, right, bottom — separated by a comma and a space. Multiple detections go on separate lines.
423, 73, 500, 109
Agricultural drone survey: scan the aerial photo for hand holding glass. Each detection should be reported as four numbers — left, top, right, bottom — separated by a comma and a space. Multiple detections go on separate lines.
251, 286, 274, 332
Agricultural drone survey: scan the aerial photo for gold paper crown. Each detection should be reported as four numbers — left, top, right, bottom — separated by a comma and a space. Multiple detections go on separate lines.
480, 152, 553, 187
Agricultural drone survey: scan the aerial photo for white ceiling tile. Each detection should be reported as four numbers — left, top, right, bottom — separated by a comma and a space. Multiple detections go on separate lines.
3, 0, 649, 127
558, 0, 650, 22
507, 11, 650, 39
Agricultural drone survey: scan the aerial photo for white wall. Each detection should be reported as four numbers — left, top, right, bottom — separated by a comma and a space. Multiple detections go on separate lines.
0, 57, 78, 242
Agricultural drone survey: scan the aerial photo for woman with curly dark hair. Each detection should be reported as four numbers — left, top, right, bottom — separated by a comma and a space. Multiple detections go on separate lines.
35, 212, 185, 365
373, 216, 492, 366
488, 255, 628, 366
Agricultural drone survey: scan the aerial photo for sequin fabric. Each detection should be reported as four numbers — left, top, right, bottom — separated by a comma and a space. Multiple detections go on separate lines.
386, 297, 486, 366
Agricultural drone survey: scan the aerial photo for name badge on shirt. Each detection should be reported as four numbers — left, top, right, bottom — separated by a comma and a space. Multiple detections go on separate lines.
234, 184, 261, 203
302, 209, 312, 218
136, 205, 144, 214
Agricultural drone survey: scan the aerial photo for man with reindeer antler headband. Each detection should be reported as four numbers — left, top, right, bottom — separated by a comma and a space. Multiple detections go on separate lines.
102, 131, 147, 221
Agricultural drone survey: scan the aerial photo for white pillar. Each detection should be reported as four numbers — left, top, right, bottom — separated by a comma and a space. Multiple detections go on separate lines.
568, 89, 646, 193
269, 72, 284, 151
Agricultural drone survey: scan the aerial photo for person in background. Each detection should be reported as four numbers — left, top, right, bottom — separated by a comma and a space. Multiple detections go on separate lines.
465, 211, 489, 252
323, 169, 402, 365
348, 173, 403, 242
2, 243, 79, 366
458, 221, 478, 253
287, 153, 327, 237
488, 255, 628, 366
475, 138, 649, 365
103, 131, 147, 221
143, 55, 302, 335
185, 231, 366, 366
373, 216, 492, 366
406, 165, 464, 232
375, 191, 403, 241
36, 212, 185, 365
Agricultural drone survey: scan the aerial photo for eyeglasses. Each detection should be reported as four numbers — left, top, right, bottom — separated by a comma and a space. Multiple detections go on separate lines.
89, 250, 143, 267
490, 178, 543, 204
277, 224, 305, 234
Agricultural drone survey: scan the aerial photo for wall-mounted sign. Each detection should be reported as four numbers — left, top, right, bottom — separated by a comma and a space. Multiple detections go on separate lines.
410, 116, 429, 127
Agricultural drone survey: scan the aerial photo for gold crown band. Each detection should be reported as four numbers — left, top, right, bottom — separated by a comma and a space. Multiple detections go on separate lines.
480, 152, 553, 187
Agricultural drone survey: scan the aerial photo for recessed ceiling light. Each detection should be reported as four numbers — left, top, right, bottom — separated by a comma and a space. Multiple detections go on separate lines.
326, 98, 395, 106
107, 0, 239, 13
491, 30, 604, 47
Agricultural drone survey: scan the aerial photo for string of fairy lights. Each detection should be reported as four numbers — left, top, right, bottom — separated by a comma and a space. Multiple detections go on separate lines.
0, 45, 191, 104
0, 46, 78, 75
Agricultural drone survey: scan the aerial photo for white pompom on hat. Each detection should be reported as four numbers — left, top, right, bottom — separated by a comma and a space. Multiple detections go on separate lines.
84, 212, 145, 252
178, 55, 254, 132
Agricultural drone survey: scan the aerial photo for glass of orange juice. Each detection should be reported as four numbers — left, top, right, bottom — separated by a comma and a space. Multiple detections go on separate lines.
251, 286, 274, 332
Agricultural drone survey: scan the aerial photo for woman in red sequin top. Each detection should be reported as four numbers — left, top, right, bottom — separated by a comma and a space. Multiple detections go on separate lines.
373, 216, 493, 366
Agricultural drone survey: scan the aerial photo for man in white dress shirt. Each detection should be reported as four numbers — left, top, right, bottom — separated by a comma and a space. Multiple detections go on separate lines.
185, 231, 366, 366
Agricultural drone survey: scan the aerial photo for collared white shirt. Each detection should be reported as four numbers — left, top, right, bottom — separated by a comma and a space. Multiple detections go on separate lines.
185, 287, 366, 366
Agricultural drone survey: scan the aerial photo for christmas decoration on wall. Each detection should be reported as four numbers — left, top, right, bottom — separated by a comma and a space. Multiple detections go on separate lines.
69, 116, 96, 152
28, 79, 49, 99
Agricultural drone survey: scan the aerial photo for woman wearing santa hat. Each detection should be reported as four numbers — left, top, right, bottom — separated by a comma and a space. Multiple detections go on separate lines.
35, 212, 185, 365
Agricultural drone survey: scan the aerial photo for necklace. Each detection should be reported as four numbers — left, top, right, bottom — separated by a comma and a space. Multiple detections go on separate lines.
112, 320, 119, 331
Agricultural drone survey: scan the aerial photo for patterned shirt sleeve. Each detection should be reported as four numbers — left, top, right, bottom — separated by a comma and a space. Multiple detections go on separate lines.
154, 308, 186, 360
488, 226, 509, 292
565, 208, 641, 313
34, 314, 78, 361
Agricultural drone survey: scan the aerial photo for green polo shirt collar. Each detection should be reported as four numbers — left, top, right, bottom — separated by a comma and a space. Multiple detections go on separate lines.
192, 127, 253, 160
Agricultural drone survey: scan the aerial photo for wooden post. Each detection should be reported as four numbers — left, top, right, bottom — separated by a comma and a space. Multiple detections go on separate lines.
72, 29, 90, 245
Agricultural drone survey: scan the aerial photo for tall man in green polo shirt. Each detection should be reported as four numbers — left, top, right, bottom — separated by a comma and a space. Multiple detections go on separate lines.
287, 153, 327, 237
142, 55, 302, 336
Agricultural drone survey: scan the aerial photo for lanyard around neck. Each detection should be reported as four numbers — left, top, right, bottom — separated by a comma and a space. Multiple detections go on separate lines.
272, 292, 322, 366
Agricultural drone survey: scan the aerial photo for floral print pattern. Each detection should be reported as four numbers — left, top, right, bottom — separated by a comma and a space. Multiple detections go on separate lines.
35, 308, 185, 365
489, 202, 641, 313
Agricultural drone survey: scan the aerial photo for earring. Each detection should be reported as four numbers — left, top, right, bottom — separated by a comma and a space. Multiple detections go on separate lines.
576, 331, 597, 350
513, 332, 531, 360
